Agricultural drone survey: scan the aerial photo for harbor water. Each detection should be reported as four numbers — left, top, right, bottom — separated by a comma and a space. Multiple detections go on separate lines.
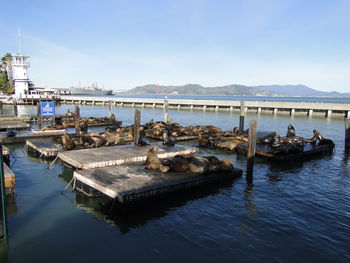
1, 103, 350, 262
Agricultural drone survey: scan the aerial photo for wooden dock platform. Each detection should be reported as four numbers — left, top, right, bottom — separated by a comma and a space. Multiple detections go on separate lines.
146, 133, 198, 142
26, 138, 64, 157
0, 122, 30, 130
0, 116, 28, 122
0, 129, 66, 144
4, 163, 15, 195
237, 141, 334, 161
58, 145, 197, 169
73, 163, 242, 204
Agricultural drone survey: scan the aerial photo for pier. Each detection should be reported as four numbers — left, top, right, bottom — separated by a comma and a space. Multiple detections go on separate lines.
59, 96, 350, 118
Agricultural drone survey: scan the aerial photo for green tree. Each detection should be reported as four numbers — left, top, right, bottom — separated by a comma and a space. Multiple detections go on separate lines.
0, 53, 14, 94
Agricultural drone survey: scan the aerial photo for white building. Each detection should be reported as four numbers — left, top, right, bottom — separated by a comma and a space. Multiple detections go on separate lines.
11, 53, 30, 96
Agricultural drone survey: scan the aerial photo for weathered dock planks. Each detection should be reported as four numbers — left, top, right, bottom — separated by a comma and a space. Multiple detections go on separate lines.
146, 133, 198, 142
58, 145, 197, 169
0, 130, 66, 144
73, 163, 242, 203
4, 163, 15, 195
237, 141, 334, 161
26, 138, 64, 157
0, 122, 30, 130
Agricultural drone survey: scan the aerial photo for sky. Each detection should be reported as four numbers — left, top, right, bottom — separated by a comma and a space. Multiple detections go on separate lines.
1, 0, 350, 92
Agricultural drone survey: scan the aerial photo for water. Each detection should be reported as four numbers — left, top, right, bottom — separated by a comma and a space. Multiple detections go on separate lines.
64, 94, 350, 104
1, 104, 350, 262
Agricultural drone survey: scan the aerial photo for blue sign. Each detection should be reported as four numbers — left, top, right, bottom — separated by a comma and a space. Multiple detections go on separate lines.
40, 102, 55, 116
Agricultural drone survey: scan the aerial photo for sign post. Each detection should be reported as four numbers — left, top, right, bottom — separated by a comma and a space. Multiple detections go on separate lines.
40, 101, 55, 126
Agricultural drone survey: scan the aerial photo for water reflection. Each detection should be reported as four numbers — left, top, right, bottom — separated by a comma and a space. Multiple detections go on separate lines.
72, 180, 237, 234
240, 184, 258, 236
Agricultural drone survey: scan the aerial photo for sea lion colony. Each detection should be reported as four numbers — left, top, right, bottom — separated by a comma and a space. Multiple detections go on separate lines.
259, 125, 334, 154
144, 120, 246, 151
56, 126, 135, 150
145, 146, 234, 174
42, 114, 117, 130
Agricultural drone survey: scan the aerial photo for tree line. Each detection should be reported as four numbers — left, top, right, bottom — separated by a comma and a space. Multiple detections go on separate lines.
0, 53, 14, 94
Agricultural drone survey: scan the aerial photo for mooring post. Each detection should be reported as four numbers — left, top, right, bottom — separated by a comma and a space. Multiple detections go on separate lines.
74, 106, 80, 134
164, 97, 169, 123
37, 101, 42, 128
134, 109, 141, 145
239, 101, 245, 133
345, 118, 350, 151
246, 120, 257, 185
0, 101, 3, 115
0, 144, 8, 240
108, 100, 113, 117
13, 100, 18, 117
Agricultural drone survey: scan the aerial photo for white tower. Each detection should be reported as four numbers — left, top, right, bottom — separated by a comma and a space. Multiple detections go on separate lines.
11, 53, 30, 96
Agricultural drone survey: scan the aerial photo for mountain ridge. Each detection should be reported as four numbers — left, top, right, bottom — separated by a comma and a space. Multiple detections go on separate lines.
121, 84, 350, 97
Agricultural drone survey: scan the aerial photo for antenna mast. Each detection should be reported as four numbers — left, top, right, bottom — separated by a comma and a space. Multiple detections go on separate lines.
18, 25, 21, 54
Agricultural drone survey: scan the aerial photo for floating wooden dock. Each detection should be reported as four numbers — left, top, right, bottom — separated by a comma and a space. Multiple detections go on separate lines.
237, 141, 334, 161
0, 122, 30, 130
0, 129, 66, 144
26, 138, 64, 157
58, 145, 197, 169
146, 133, 198, 142
0, 116, 28, 122
4, 163, 15, 195
2, 146, 10, 165
73, 163, 242, 204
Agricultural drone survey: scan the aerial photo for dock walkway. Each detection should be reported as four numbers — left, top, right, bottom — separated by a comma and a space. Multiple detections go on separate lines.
0, 130, 66, 144
73, 163, 242, 204
58, 145, 197, 169
60, 96, 350, 118
26, 138, 64, 157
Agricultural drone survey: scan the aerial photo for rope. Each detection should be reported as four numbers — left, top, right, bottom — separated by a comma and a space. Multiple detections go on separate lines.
61, 176, 75, 193
47, 155, 59, 169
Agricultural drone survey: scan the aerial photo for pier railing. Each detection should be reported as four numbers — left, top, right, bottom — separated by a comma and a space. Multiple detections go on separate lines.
50, 96, 350, 118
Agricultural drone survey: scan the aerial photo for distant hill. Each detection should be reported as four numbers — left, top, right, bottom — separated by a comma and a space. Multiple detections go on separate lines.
126, 84, 282, 96
123, 84, 350, 97
251, 85, 350, 97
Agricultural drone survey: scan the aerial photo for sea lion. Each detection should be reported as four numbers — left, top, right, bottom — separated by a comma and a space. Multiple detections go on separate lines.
188, 157, 210, 174
90, 135, 106, 147
203, 156, 221, 171
162, 128, 174, 146
286, 124, 296, 138
172, 155, 189, 172
145, 146, 161, 170
6, 130, 16, 138
218, 160, 233, 171
62, 134, 75, 150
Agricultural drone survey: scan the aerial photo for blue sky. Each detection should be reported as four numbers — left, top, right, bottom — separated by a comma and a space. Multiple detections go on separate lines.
1, 0, 350, 92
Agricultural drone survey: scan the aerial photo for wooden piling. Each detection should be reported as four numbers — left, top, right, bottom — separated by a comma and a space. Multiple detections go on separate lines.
37, 101, 42, 128
108, 100, 113, 117
13, 100, 18, 117
164, 97, 169, 123
74, 106, 80, 134
246, 120, 257, 185
239, 101, 245, 132
134, 109, 141, 145
0, 101, 3, 115
346, 118, 350, 150
0, 145, 8, 240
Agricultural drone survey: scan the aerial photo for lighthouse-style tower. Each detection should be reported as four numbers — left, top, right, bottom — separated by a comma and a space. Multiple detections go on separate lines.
11, 54, 30, 96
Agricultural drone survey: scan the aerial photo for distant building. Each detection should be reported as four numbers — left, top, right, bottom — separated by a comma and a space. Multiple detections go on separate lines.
11, 53, 30, 96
